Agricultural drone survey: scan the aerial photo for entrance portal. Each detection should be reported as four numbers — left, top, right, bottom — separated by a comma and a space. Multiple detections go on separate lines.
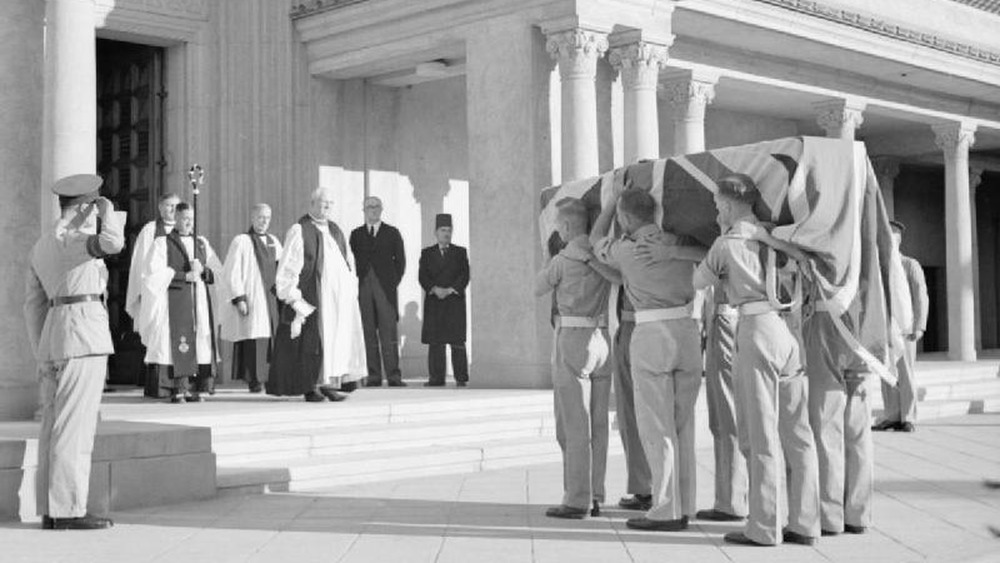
96, 38, 166, 384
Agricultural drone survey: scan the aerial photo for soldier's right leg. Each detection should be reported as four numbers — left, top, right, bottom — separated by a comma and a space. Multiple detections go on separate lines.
40, 357, 106, 519
613, 321, 651, 502
703, 313, 747, 519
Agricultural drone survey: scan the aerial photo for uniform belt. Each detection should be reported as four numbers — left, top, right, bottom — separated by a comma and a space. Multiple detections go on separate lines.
556, 315, 606, 329
737, 301, 775, 316
619, 310, 635, 323
634, 305, 691, 324
48, 294, 103, 307
715, 304, 737, 316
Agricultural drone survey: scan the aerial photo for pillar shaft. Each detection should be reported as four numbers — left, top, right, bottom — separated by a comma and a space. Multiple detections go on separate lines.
872, 156, 901, 218
933, 122, 978, 361
546, 28, 608, 181
41, 0, 97, 231
609, 41, 667, 163
663, 72, 716, 154
970, 168, 984, 351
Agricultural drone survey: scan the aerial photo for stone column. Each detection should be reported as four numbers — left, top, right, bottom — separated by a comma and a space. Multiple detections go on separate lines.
970, 167, 984, 352
663, 69, 717, 154
0, 0, 44, 420
41, 0, 98, 231
872, 156, 901, 218
546, 27, 608, 181
814, 97, 866, 140
932, 122, 978, 361
608, 39, 668, 163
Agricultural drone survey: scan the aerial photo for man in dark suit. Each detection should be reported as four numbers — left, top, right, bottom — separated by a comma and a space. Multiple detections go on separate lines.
419, 213, 470, 387
349, 196, 407, 387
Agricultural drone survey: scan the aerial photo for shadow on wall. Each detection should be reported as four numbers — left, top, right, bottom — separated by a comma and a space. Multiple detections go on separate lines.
398, 301, 425, 378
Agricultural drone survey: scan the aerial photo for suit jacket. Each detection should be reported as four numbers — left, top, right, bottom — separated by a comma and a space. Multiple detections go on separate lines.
349, 222, 405, 316
419, 244, 469, 344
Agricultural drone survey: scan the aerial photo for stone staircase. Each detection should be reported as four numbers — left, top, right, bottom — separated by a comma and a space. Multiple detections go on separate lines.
94, 352, 1000, 498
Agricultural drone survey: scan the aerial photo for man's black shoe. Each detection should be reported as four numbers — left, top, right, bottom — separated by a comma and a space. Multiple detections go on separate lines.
625, 515, 688, 531
590, 501, 600, 517
872, 419, 899, 431
388, 380, 408, 387
304, 391, 327, 402
844, 524, 867, 534
187, 393, 204, 403
319, 388, 347, 402
364, 379, 382, 388
340, 381, 358, 393
423, 381, 445, 387
897, 421, 915, 433
248, 383, 263, 393
170, 395, 186, 404
782, 529, 817, 546
821, 529, 840, 537
695, 508, 745, 522
618, 494, 653, 511
456, 381, 467, 387
723, 531, 768, 546
545, 505, 588, 519
43, 514, 113, 530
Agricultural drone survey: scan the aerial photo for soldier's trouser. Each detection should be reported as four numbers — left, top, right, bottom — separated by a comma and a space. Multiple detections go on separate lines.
705, 311, 748, 516
735, 312, 820, 545
805, 312, 874, 532
552, 326, 612, 509
631, 318, 702, 521
613, 320, 651, 496
36, 356, 106, 518
882, 339, 917, 423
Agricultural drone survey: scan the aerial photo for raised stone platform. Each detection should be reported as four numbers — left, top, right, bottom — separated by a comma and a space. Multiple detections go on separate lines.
0, 420, 215, 521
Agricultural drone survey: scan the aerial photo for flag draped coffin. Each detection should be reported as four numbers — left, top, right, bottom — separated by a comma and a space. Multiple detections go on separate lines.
538, 136, 911, 385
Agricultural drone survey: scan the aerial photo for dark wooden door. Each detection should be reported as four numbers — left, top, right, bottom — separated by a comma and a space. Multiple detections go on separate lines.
96, 39, 166, 384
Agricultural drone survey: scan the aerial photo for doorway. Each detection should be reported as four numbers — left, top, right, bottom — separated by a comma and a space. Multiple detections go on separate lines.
96, 38, 166, 384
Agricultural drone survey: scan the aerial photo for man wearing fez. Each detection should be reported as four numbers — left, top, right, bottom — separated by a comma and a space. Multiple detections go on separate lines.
125, 192, 181, 396
24, 174, 124, 529
418, 213, 470, 387
220, 203, 283, 393
139, 203, 223, 402
873, 220, 928, 433
267, 186, 367, 402
349, 196, 407, 387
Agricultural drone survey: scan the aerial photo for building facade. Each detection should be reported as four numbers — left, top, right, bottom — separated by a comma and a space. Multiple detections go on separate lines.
1, 0, 998, 419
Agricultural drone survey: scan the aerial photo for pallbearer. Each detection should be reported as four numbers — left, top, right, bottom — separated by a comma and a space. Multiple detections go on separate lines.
592, 187, 705, 532
536, 199, 618, 519
25, 175, 124, 529
140, 203, 223, 402
612, 291, 653, 512
220, 204, 283, 393
693, 174, 820, 546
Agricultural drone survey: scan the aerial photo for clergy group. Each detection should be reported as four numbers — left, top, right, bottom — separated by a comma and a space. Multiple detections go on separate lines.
124, 186, 470, 403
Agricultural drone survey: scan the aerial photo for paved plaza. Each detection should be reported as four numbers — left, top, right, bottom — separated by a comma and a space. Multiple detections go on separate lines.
2, 414, 998, 563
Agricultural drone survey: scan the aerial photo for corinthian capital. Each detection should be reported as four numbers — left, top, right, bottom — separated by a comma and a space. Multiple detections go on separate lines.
813, 98, 866, 137
545, 28, 609, 80
662, 74, 716, 121
932, 121, 977, 154
608, 42, 668, 90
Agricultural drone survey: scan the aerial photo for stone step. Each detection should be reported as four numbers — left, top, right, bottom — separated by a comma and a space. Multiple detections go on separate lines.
213, 412, 557, 463
217, 435, 624, 492
916, 364, 999, 386
919, 377, 1000, 401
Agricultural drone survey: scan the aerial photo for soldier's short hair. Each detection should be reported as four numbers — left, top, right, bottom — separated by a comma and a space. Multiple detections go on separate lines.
617, 189, 656, 223
716, 174, 760, 205
556, 198, 588, 232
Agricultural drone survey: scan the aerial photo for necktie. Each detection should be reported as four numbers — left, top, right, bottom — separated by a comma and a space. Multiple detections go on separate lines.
369, 225, 375, 237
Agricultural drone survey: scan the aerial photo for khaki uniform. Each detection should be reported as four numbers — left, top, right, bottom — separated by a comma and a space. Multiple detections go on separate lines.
694, 219, 819, 545
595, 225, 701, 521
704, 284, 748, 517
883, 255, 928, 423
537, 235, 612, 510
24, 207, 125, 518
613, 296, 651, 497
804, 308, 873, 532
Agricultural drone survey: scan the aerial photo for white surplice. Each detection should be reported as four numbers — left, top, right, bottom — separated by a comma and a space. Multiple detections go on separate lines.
219, 232, 283, 342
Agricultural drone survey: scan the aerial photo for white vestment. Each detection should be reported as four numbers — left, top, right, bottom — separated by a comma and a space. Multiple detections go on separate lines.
219, 232, 283, 342
276, 221, 366, 385
139, 235, 222, 365
125, 220, 174, 344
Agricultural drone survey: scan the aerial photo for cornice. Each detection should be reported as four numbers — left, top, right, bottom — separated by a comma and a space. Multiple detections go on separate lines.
290, 0, 371, 20
752, 0, 1000, 67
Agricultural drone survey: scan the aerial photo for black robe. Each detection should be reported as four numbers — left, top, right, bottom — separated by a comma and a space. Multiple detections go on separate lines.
266, 215, 349, 395
164, 231, 218, 378
418, 244, 469, 344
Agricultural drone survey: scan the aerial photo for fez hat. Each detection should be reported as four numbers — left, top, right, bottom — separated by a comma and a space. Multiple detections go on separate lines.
435, 213, 452, 229
889, 219, 906, 233
52, 174, 102, 207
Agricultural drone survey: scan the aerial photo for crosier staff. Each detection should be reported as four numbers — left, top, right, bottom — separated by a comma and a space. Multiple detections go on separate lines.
186, 164, 206, 338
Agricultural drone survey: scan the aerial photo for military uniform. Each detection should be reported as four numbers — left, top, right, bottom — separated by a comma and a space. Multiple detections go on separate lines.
24, 175, 124, 528
595, 225, 701, 524
537, 235, 612, 514
694, 218, 820, 545
613, 293, 652, 503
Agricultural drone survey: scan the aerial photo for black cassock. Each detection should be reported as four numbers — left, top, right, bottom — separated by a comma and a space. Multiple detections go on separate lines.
418, 244, 469, 344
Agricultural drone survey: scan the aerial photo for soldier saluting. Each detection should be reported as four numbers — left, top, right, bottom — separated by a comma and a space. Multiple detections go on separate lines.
24, 174, 125, 530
